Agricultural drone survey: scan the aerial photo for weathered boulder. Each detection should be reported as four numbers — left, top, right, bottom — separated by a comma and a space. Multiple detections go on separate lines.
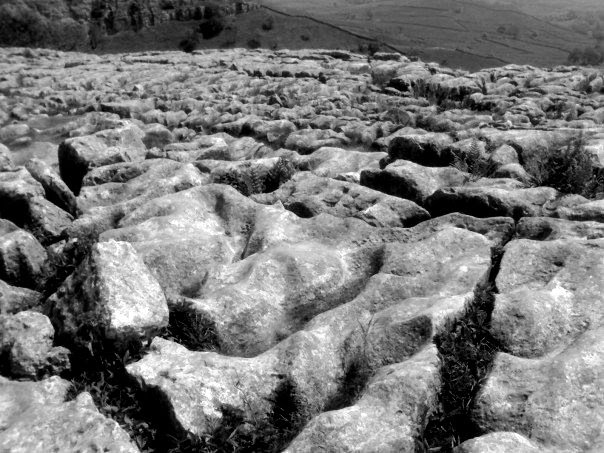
0, 144, 14, 171
285, 129, 351, 154
58, 124, 146, 194
0, 280, 42, 315
70, 159, 208, 241
0, 167, 45, 226
126, 226, 491, 440
142, 123, 175, 149
426, 184, 558, 219
0, 377, 139, 452
492, 238, 604, 357
411, 213, 515, 247
0, 311, 70, 379
100, 99, 155, 119
253, 172, 430, 228
25, 158, 78, 216
555, 198, 604, 223
286, 347, 440, 453
149, 135, 229, 162
516, 217, 604, 241
25, 196, 74, 245
388, 133, 455, 166
251, 119, 297, 146
99, 184, 257, 298
46, 240, 169, 350
0, 226, 47, 289
454, 432, 547, 453
361, 159, 468, 205
473, 327, 604, 453
296, 147, 386, 179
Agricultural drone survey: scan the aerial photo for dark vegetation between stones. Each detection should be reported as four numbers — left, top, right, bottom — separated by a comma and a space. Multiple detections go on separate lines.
419, 246, 505, 452
524, 134, 604, 198
214, 157, 296, 197
63, 325, 308, 452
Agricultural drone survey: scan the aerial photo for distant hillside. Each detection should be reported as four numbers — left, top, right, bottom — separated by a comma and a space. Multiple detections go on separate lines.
0, 0, 254, 51
261, 0, 599, 70
91, 9, 379, 55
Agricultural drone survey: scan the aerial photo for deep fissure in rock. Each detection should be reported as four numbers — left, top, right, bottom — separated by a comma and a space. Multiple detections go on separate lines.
418, 245, 506, 452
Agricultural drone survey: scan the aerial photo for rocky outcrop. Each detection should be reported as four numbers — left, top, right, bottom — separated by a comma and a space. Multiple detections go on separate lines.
0, 47, 602, 452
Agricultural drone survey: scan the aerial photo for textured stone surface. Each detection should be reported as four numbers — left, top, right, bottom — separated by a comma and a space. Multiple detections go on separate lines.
58, 124, 146, 194
253, 172, 430, 228
285, 346, 441, 453
0, 311, 70, 379
0, 377, 139, 452
493, 238, 604, 357
455, 432, 547, 453
46, 240, 169, 349
361, 159, 469, 205
473, 327, 604, 453
1, 47, 604, 452
0, 228, 47, 289
25, 158, 78, 216
0, 280, 42, 315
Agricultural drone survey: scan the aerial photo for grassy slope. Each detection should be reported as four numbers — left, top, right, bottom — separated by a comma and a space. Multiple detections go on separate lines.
91, 9, 377, 56
261, 0, 599, 70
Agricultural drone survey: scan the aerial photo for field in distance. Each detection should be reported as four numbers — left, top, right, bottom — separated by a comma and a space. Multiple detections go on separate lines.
261, 0, 602, 70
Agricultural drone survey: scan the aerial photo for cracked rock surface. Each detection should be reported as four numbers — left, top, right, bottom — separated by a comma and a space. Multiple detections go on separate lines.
0, 46, 602, 452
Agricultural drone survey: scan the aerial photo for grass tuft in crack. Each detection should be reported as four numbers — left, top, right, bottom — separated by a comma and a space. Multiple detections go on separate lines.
162, 306, 220, 352
65, 343, 163, 452
418, 246, 504, 452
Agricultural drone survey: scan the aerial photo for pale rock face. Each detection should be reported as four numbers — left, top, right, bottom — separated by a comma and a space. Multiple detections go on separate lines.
427, 184, 559, 220
0, 144, 14, 171
253, 172, 430, 228
0, 227, 47, 289
454, 432, 550, 453
296, 146, 386, 179
0, 377, 139, 452
46, 240, 168, 349
361, 159, 469, 205
493, 238, 604, 357
2, 47, 604, 452
473, 327, 604, 453
516, 217, 604, 241
0, 311, 70, 379
285, 347, 441, 453
0, 280, 42, 315
58, 124, 147, 194
25, 158, 78, 216
126, 226, 492, 439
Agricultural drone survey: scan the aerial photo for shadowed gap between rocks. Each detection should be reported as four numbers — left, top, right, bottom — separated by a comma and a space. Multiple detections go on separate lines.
417, 242, 507, 452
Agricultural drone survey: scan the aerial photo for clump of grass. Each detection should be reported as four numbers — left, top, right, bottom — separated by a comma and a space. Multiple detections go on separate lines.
419, 278, 502, 452
162, 306, 219, 352
524, 133, 604, 198
215, 158, 295, 197
65, 343, 161, 452
451, 138, 498, 182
